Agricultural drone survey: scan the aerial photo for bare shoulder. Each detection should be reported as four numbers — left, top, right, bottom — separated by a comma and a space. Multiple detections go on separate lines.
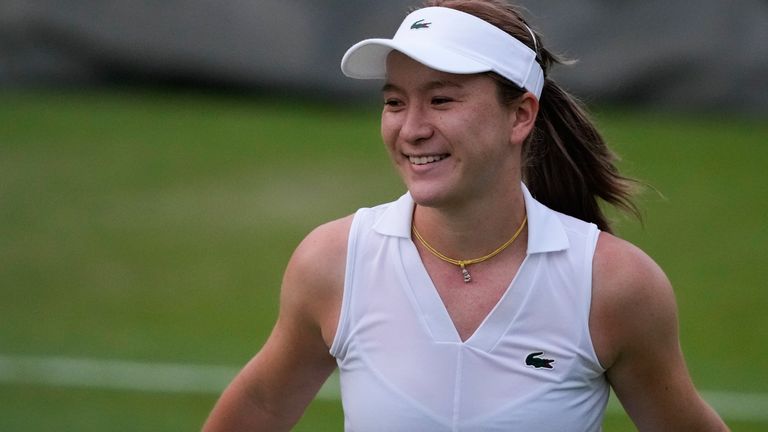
590, 232, 678, 368
280, 214, 354, 346
593, 232, 674, 299
285, 215, 354, 294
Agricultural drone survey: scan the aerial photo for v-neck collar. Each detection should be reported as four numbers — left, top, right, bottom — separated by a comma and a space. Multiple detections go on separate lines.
372, 183, 571, 351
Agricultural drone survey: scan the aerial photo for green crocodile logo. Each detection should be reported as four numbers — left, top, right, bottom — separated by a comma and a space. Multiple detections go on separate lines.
526, 352, 555, 369
410, 19, 431, 29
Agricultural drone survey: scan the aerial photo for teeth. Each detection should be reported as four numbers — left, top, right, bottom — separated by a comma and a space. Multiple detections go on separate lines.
409, 154, 448, 165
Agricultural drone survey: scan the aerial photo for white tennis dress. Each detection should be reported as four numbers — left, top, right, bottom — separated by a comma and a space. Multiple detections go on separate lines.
329, 184, 609, 431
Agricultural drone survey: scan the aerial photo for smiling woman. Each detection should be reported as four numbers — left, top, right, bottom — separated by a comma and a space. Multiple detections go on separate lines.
202, 1, 730, 431
380, 52, 521, 212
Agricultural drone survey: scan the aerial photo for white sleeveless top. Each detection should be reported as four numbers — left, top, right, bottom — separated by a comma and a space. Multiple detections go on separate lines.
330, 184, 609, 431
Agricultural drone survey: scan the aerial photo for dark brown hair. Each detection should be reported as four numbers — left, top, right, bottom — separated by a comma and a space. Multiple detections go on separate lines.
421, 0, 639, 233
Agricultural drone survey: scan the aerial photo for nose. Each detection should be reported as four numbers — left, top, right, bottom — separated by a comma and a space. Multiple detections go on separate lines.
399, 104, 433, 144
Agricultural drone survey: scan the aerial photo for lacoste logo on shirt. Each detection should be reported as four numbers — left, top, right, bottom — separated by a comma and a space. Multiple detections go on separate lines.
525, 352, 555, 369
410, 19, 431, 29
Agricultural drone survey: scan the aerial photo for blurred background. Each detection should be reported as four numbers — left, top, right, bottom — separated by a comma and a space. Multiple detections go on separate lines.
3, 0, 767, 112
1, 0, 767, 431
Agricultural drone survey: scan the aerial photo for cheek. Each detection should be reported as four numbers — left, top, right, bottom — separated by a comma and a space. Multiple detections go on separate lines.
474, 105, 512, 142
380, 116, 399, 153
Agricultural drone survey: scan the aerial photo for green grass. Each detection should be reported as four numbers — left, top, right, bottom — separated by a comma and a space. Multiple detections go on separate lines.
1, 90, 766, 431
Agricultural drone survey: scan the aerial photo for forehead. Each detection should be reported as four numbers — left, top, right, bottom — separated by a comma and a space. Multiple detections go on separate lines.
384, 50, 492, 91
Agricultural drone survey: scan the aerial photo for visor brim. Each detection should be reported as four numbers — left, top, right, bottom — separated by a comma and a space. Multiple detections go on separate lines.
341, 38, 492, 79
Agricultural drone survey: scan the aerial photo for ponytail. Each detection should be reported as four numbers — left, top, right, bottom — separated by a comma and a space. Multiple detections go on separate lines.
523, 80, 639, 233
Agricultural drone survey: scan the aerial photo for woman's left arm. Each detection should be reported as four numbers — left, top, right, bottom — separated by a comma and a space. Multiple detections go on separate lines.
590, 233, 729, 431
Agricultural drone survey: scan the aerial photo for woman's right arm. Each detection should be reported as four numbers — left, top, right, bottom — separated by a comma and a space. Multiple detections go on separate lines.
202, 216, 352, 431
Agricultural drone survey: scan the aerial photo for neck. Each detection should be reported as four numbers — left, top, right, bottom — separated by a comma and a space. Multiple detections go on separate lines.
412, 182, 528, 260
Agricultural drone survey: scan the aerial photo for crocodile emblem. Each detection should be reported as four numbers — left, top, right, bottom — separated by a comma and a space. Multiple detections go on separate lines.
526, 352, 555, 369
410, 19, 431, 29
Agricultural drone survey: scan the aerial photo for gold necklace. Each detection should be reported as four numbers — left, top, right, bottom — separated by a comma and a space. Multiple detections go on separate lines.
412, 215, 527, 283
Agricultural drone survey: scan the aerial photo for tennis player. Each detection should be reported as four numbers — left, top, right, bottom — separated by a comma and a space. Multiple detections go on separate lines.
204, 1, 729, 430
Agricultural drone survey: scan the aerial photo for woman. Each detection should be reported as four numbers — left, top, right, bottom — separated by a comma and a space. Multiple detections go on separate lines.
203, 1, 729, 430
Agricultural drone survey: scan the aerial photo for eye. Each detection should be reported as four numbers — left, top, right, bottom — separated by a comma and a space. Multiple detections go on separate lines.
383, 98, 404, 109
431, 96, 454, 105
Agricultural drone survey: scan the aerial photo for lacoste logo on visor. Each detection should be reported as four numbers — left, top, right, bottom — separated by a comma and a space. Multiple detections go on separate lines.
410, 19, 431, 29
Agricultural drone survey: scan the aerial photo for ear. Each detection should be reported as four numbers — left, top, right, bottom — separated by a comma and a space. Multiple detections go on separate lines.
509, 93, 539, 146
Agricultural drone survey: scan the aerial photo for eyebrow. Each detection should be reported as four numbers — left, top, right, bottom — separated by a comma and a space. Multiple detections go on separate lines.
381, 79, 463, 94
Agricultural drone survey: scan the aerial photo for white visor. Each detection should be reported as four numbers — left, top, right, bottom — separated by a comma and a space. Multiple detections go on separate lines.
341, 7, 544, 99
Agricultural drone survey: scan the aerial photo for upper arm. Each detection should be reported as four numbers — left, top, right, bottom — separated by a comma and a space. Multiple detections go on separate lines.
590, 233, 728, 431
204, 216, 352, 431
253, 215, 351, 396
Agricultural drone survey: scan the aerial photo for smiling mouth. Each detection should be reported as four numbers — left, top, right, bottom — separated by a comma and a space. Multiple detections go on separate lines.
408, 154, 450, 165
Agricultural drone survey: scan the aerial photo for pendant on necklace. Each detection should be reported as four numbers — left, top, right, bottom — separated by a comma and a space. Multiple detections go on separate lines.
461, 264, 472, 283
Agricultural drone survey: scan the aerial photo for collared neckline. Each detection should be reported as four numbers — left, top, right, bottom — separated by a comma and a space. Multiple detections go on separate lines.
371, 183, 569, 254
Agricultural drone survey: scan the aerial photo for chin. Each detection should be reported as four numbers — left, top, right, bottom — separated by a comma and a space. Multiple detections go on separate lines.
401, 170, 463, 209
407, 187, 457, 209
